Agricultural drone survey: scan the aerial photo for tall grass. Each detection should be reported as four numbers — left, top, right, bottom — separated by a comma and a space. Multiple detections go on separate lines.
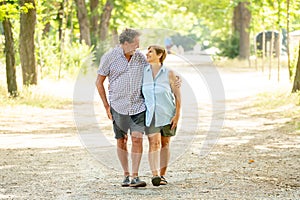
254, 89, 299, 110
0, 34, 93, 109
214, 57, 289, 70
253, 89, 300, 132
0, 84, 71, 109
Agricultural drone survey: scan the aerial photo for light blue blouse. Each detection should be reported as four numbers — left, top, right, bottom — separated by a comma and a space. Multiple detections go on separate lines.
142, 64, 176, 127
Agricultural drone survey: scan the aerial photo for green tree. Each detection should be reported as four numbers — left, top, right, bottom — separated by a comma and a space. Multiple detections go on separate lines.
19, 0, 37, 85
99, 0, 114, 42
75, 0, 91, 45
233, 1, 251, 59
89, 0, 100, 46
183, 0, 237, 57
1, 0, 18, 96
292, 43, 300, 92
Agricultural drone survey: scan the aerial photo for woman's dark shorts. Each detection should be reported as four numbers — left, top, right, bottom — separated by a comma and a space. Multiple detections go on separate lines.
111, 107, 145, 139
145, 117, 176, 137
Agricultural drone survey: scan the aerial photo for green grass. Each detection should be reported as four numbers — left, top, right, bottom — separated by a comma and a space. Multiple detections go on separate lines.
252, 89, 300, 132
254, 89, 300, 110
214, 57, 289, 71
0, 84, 72, 109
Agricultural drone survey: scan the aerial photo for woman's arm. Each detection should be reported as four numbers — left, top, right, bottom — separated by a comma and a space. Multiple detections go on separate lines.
169, 70, 181, 130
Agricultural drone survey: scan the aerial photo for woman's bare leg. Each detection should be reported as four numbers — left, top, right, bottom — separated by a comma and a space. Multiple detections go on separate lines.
148, 133, 161, 176
160, 136, 171, 176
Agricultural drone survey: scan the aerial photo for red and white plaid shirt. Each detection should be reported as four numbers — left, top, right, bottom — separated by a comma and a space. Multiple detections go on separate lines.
97, 46, 148, 115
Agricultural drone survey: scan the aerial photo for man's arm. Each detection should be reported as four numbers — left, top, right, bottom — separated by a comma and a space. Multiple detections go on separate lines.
96, 74, 112, 120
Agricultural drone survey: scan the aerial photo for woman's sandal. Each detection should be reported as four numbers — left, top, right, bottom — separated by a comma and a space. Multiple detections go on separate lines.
151, 176, 161, 186
160, 176, 168, 185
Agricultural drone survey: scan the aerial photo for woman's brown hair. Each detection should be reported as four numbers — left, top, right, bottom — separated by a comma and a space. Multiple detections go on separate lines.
148, 45, 167, 64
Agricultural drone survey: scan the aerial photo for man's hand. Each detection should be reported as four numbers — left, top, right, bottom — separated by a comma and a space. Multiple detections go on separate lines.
105, 106, 113, 120
174, 75, 182, 88
96, 74, 112, 120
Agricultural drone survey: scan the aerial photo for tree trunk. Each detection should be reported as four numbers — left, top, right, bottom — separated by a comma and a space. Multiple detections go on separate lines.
233, 1, 251, 59
75, 0, 91, 46
287, 0, 292, 79
292, 42, 300, 93
111, 28, 119, 47
2, 18, 18, 97
42, 21, 51, 38
57, 1, 64, 41
262, 30, 265, 72
269, 30, 274, 80
90, 0, 99, 46
277, 29, 281, 81
19, 0, 37, 85
99, 0, 113, 41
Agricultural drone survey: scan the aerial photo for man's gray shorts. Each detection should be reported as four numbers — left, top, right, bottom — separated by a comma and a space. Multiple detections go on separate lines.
110, 107, 145, 139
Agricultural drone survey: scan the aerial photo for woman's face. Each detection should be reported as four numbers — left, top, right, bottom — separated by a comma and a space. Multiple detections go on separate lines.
146, 47, 160, 63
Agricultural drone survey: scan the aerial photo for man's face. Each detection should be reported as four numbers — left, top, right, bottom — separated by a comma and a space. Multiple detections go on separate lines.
124, 36, 140, 55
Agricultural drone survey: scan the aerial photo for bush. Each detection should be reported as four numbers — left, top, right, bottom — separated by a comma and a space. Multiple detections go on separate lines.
171, 33, 197, 51
94, 40, 112, 68
215, 32, 239, 59
36, 36, 95, 79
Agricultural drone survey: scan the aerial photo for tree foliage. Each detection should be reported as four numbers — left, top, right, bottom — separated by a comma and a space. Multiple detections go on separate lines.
1, 0, 300, 95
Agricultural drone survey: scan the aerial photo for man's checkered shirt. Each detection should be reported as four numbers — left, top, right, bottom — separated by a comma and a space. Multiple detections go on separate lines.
97, 47, 148, 115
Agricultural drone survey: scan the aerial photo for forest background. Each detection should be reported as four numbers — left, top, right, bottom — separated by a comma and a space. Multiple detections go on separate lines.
1, 0, 300, 98
0, 1, 300, 199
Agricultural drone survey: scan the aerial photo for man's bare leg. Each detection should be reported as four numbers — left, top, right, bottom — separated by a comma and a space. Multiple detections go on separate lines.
117, 135, 129, 176
129, 131, 146, 187
131, 131, 143, 177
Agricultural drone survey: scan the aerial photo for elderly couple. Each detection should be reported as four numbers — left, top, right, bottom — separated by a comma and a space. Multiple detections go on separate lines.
96, 28, 181, 187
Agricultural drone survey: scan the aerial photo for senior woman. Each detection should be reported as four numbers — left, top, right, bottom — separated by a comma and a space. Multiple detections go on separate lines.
142, 45, 181, 186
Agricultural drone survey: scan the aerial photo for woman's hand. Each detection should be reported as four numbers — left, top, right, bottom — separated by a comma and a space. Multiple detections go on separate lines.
170, 114, 179, 130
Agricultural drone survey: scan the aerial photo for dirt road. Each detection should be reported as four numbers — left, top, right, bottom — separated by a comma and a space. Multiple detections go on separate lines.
0, 60, 299, 199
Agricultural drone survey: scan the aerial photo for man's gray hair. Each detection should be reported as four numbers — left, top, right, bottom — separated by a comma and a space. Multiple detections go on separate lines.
119, 28, 141, 44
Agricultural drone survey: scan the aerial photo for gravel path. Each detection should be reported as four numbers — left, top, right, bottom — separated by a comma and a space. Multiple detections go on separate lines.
0, 64, 299, 199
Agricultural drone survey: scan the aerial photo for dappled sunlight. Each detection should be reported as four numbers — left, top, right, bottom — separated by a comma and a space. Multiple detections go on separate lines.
0, 133, 81, 149
38, 78, 76, 100
0, 55, 297, 161
0, 105, 75, 134
0, 0, 299, 197
217, 136, 255, 146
